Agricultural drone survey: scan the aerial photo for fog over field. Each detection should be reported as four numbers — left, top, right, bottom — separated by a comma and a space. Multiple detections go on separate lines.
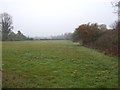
0, 0, 117, 37
1, 0, 119, 88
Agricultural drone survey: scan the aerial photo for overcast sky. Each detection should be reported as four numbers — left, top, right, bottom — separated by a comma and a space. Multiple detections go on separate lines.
0, 0, 117, 37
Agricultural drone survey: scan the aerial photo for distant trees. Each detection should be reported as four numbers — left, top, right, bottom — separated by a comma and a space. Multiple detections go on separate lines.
64, 33, 73, 40
0, 12, 31, 41
15, 31, 26, 41
32, 33, 73, 40
7, 30, 27, 41
51, 34, 65, 40
49, 33, 73, 40
8, 31, 16, 41
98, 24, 107, 30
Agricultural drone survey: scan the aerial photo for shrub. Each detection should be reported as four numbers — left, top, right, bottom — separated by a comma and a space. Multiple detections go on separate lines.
89, 29, 118, 56
72, 23, 103, 45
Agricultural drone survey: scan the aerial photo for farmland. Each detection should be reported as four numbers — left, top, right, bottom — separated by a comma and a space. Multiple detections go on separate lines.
2, 40, 118, 88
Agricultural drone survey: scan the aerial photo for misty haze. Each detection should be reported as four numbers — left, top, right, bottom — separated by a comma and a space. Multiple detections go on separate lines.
0, 0, 119, 88
0, 0, 117, 37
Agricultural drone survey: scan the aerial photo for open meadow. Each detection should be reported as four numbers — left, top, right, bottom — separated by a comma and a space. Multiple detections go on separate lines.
2, 40, 118, 88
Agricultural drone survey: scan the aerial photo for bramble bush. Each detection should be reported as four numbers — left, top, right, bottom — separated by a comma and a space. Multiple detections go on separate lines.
72, 23, 104, 45
87, 29, 118, 56
72, 22, 118, 56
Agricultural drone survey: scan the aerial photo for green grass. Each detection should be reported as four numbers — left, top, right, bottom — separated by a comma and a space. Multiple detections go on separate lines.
2, 40, 118, 88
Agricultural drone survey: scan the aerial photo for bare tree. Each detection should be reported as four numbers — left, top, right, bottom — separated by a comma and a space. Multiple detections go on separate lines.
117, 1, 120, 21
111, 0, 120, 32
110, 21, 118, 29
0, 13, 13, 41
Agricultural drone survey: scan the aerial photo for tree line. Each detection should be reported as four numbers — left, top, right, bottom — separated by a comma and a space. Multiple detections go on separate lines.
71, 22, 118, 56
0, 13, 33, 41
0, 12, 72, 41
0, 12, 118, 56
0, 1, 119, 56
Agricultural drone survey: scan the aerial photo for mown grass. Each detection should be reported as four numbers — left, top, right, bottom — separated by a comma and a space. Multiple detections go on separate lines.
2, 40, 118, 88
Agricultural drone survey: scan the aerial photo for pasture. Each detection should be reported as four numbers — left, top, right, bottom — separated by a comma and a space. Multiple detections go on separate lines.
2, 40, 118, 88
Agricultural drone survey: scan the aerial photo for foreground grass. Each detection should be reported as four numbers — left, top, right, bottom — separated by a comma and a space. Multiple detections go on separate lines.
2, 40, 118, 88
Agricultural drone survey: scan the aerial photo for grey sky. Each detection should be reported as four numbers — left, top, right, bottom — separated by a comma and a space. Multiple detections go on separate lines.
0, 0, 117, 37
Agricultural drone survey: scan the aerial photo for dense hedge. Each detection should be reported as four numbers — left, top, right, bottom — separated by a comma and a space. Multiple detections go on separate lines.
72, 23, 105, 45
86, 30, 118, 56
72, 23, 118, 56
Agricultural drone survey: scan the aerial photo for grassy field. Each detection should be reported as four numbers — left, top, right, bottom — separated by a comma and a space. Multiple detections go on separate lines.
2, 40, 118, 88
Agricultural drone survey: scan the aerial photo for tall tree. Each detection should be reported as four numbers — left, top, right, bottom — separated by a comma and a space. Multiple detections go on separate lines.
112, 1, 120, 21
0, 13, 13, 41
